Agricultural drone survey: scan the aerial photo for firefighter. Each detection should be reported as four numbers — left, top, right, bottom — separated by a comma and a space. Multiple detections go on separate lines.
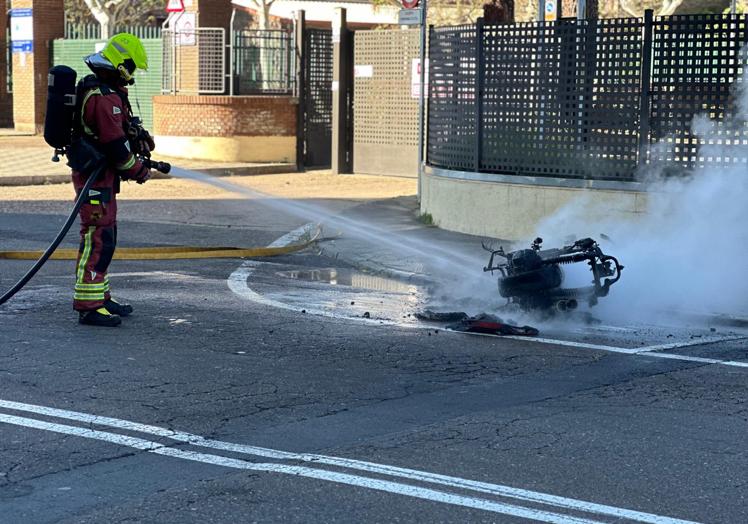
72, 33, 153, 327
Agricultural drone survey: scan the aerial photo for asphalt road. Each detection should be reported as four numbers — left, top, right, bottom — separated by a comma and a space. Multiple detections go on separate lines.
1, 199, 747, 524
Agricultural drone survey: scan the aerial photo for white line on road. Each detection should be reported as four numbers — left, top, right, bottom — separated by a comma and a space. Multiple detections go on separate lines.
503, 335, 748, 369
0, 399, 698, 524
0, 412, 610, 524
636, 351, 748, 368
634, 336, 748, 353
502, 336, 643, 354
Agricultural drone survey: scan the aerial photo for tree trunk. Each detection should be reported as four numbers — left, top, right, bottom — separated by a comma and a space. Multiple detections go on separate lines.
258, 3, 272, 90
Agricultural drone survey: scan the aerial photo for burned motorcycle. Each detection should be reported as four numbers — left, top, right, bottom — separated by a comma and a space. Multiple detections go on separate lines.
483, 237, 623, 312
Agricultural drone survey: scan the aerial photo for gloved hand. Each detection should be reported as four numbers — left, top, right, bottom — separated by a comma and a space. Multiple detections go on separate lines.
139, 130, 156, 154
135, 168, 152, 185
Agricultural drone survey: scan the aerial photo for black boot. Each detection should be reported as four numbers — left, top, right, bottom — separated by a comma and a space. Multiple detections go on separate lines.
79, 307, 122, 327
104, 298, 133, 317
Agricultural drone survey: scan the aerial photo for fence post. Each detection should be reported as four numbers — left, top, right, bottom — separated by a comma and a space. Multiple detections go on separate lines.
474, 18, 485, 172
295, 10, 306, 172
425, 25, 434, 168
331, 7, 353, 174
638, 9, 654, 172
229, 9, 236, 96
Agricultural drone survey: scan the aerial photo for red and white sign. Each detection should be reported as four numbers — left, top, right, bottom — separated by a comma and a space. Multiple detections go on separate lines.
411, 58, 429, 99
402, 0, 419, 8
175, 12, 196, 45
166, 0, 185, 13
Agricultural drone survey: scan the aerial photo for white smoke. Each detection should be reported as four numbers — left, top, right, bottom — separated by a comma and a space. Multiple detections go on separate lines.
534, 57, 748, 321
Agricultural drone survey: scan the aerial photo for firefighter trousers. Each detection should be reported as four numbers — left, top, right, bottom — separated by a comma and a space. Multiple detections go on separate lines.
73, 189, 118, 312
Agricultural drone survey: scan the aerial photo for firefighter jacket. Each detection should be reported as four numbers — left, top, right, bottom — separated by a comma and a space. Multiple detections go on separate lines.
72, 75, 149, 196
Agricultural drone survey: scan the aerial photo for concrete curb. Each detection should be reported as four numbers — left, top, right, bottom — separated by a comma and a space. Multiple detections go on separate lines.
0, 163, 298, 187
0, 174, 70, 186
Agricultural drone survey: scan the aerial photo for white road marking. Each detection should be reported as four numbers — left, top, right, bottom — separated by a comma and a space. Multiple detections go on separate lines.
0, 413, 601, 524
636, 351, 748, 368
503, 336, 642, 354
633, 336, 748, 353
0, 400, 698, 524
228, 227, 748, 370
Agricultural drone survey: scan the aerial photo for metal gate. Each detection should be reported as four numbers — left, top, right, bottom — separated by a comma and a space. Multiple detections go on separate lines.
302, 28, 333, 168
352, 29, 420, 177
162, 28, 226, 95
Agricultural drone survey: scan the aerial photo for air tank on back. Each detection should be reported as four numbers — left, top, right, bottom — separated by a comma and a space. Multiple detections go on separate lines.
44, 65, 78, 149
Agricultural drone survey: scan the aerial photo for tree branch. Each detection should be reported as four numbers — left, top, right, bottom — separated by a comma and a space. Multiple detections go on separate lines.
617, 0, 639, 17
658, 0, 684, 16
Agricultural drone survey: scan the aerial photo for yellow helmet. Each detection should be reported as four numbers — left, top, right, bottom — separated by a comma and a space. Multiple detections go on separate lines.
101, 33, 148, 83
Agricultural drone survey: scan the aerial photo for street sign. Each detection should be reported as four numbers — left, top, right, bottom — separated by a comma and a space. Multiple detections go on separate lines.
10, 9, 34, 53
411, 58, 429, 98
398, 8, 422, 25
166, 0, 185, 13
175, 13, 196, 45
544, 0, 557, 21
402, 0, 420, 8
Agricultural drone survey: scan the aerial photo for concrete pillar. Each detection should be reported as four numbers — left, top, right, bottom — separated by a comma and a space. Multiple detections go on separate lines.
0, 0, 13, 127
10, 0, 64, 133
331, 7, 352, 175
295, 10, 305, 172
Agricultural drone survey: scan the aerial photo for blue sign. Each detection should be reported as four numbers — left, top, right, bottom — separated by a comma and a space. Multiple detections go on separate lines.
10, 8, 34, 53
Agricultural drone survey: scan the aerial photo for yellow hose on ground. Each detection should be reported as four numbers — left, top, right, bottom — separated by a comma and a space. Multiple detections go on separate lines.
0, 228, 320, 260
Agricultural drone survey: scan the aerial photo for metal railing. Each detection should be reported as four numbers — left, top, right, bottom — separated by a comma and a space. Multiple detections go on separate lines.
232, 29, 295, 95
64, 22, 162, 40
162, 28, 226, 95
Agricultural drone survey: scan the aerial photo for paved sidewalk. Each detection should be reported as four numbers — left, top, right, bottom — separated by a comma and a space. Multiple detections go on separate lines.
0, 134, 294, 186
318, 196, 494, 282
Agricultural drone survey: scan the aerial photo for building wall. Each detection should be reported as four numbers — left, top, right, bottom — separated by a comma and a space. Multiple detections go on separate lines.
152, 95, 297, 163
420, 168, 648, 241
10, 0, 64, 133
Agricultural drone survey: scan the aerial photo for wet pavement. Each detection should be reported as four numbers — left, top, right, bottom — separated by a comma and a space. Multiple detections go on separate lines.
235, 257, 748, 367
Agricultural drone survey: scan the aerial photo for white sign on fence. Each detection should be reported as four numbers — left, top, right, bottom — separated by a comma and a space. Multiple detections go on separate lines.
544, 0, 557, 21
398, 9, 422, 26
175, 13, 196, 46
354, 65, 373, 78
411, 58, 429, 99
10, 9, 34, 53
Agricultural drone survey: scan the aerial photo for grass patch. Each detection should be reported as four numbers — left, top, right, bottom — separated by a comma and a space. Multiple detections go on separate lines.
418, 212, 434, 226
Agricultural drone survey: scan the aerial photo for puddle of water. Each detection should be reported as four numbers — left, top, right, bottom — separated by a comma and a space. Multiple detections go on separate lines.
276, 268, 418, 295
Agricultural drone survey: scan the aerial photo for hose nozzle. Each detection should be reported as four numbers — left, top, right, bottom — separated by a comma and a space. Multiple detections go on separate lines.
142, 158, 171, 174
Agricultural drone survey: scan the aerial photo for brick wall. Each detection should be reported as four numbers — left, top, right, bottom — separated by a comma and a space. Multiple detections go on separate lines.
189, 0, 232, 30
153, 95, 297, 137
0, 0, 12, 127
11, 0, 64, 132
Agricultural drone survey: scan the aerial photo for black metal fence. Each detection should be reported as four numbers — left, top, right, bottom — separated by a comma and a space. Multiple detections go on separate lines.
233, 29, 295, 95
427, 12, 748, 181
302, 28, 333, 167
64, 22, 162, 40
